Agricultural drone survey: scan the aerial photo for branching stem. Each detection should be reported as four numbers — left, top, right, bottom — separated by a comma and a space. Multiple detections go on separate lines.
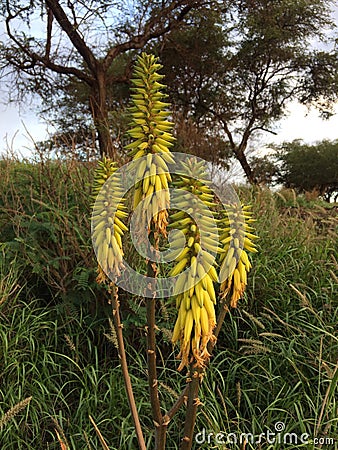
214, 301, 230, 341
167, 385, 189, 419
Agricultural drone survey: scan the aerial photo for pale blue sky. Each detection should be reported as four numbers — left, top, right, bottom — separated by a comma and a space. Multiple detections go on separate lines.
1, 100, 338, 159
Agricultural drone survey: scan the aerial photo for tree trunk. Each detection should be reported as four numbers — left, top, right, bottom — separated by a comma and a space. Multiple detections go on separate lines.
91, 67, 115, 159
220, 120, 258, 185
234, 146, 257, 185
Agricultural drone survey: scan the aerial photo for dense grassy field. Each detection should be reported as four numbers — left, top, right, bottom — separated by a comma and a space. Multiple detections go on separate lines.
0, 157, 337, 449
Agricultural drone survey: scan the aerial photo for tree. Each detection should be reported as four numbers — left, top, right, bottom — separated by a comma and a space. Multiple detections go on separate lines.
0, 0, 207, 158
157, 0, 338, 183
250, 154, 279, 185
37, 53, 132, 160
275, 139, 338, 201
2, 1, 337, 170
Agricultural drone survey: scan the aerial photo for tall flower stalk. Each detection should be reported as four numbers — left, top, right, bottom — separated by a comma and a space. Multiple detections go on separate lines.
126, 52, 177, 450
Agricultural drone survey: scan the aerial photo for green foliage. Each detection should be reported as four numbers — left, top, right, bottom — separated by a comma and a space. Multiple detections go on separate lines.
250, 154, 279, 185
275, 139, 338, 200
0, 295, 152, 449
157, 0, 337, 178
301, 51, 338, 118
1, 159, 337, 448
0, 157, 97, 302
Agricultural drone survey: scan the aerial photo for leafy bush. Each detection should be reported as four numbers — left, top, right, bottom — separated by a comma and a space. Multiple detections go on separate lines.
0, 159, 337, 449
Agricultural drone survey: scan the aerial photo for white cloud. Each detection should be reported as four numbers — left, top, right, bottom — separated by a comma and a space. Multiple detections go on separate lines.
269, 102, 338, 145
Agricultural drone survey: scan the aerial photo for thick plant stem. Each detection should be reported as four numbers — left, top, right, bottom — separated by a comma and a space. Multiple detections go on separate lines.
180, 366, 203, 450
146, 235, 167, 450
111, 285, 146, 450
146, 288, 166, 449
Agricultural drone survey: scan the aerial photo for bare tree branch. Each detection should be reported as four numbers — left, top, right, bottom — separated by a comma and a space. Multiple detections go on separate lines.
4, 1, 95, 85
103, 0, 203, 71
45, 0, 98, 75
45, 6, 53, 59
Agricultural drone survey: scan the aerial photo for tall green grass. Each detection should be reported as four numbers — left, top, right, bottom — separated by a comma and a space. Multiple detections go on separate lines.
0, 158, 337, 449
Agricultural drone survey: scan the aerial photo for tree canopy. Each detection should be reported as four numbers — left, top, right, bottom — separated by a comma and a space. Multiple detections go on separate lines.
275, 139, 338, 201
158, 0, 338, 182
0, 0, 208, 158
1, 0, 338, 176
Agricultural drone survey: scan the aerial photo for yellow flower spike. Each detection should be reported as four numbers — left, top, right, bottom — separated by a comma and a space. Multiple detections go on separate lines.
91, 157, 127, 282
126, 52, 175, 237
169, 156, 219, 371
219, 203, 258, 306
